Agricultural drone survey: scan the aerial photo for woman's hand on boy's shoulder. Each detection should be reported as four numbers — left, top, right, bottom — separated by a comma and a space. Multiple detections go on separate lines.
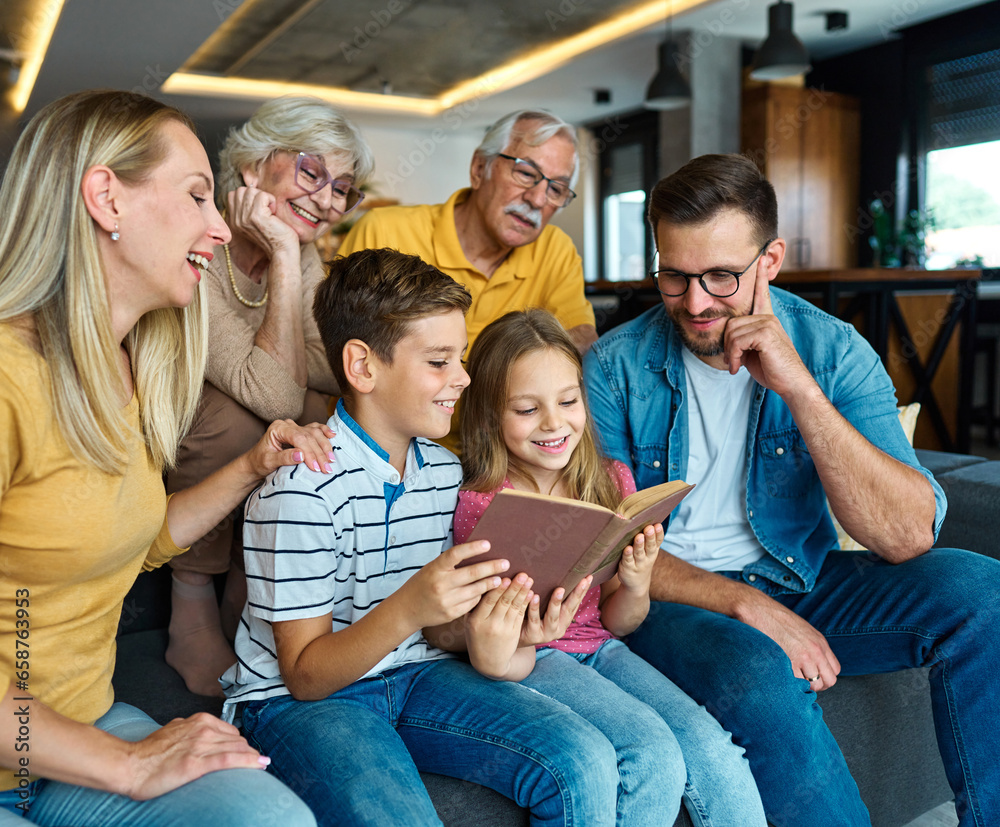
246, 419, 336, 478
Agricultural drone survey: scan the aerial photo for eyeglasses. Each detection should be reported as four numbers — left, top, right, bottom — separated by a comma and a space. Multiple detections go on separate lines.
496, 154, 576, 208
651, 239, 776, 298
294, 152, 365, 216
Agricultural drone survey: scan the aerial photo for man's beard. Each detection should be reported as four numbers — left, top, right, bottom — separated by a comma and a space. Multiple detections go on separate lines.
667, 307, 737, 357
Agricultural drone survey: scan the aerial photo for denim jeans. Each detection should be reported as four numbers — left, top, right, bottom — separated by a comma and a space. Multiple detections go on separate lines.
0, 702, 315, 826
628, 548, 1000, 827
240, 658, 619, 827
523, 641, 766, 827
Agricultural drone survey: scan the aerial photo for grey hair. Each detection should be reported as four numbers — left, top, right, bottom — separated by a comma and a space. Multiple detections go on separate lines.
217, 96, 375, 206
476, 109, 579, 190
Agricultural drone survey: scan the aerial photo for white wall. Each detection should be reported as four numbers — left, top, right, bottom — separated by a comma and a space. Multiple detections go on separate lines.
358, 123, 482, 205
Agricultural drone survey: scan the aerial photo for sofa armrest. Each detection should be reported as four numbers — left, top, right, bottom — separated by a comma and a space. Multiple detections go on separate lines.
916, 449, 1000, 561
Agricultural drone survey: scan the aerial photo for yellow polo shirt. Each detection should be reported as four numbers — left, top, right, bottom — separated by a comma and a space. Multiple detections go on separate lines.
338, 188, 595, 355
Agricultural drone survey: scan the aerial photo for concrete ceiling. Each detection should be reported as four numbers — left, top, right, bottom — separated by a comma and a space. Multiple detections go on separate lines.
185, 0, 644, 97
0, 0, 994, 135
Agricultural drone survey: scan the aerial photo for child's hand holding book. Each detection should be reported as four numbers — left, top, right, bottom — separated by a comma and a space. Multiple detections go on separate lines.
396, 540, 510, 629
466, 573, 537, 681
520, 576, 592, 647
616, 524, 664, 595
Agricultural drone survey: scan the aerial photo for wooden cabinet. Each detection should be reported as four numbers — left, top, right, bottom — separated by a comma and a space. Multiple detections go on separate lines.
741, 84, 861, 270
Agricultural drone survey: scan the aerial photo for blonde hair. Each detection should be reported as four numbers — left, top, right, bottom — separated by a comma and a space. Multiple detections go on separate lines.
460, 309, 619, 510
0, 90, 208, 473
217, 96, 374, 204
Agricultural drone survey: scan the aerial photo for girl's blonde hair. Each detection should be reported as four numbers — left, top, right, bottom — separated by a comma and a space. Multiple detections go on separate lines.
0, 89, 208, 473
460, 309, 620, 510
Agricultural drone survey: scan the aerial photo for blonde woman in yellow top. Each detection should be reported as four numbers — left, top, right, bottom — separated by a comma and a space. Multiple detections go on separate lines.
0, 90, 325, 826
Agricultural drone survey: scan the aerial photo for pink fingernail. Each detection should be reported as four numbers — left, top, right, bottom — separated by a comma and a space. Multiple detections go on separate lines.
258, 756, 271, 767
327, 452, 336, 462
293, 451, 303, 462
324, 463, 334, 474
311, 461, 321, 472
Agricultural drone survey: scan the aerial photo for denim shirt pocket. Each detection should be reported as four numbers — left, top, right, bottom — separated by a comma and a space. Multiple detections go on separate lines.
758, 428, 815, 499
631, 442, 672, 489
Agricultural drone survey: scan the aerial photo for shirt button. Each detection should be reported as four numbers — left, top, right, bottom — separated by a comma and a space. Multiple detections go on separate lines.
748, 510, 754, 518
390, 474, 399, 483
786, 556, 794, 563
748, 574, 757, 582
389, 535, 396, 545
783, 575, 791, 581
775, 447, 785, 456
653, 461, 661, 468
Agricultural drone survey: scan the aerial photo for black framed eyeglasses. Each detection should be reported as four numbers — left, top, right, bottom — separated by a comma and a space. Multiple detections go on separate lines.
650, 238, 776, 298
294, 152, 365, 216
496, 153, 576, 208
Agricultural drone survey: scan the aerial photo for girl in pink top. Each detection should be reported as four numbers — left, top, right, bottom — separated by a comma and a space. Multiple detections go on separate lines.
455, 309, 766, 826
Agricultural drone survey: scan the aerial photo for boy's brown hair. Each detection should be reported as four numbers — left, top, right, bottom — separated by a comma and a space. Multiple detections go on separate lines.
314, 248, 472, 397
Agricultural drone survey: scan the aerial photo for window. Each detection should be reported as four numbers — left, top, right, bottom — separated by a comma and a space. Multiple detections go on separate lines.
925, 140, 1000, 268
592, 110, 659, 282
923, 46, 1000, 268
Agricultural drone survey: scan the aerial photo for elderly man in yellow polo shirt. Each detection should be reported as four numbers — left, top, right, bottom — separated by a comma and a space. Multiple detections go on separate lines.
338, 109, 597, 361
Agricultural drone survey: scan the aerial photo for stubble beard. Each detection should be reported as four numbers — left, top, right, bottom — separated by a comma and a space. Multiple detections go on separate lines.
668, 307, 734, 357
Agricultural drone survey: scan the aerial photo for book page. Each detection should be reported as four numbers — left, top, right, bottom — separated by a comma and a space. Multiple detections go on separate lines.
617, 479, 693, 520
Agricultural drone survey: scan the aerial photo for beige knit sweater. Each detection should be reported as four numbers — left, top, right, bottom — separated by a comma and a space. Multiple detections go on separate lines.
202, 242, 338, 423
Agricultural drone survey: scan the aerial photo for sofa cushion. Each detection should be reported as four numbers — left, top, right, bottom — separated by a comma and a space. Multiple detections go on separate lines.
817, 670, 951, 827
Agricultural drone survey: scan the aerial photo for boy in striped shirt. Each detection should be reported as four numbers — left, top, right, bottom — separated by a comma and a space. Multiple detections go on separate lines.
221, 248, 619, 826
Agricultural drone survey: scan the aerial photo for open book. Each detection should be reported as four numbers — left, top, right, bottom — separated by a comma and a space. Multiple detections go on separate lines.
462, 479, 693, 611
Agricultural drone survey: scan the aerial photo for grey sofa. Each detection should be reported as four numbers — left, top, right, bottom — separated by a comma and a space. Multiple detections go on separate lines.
114, 447, 998, 827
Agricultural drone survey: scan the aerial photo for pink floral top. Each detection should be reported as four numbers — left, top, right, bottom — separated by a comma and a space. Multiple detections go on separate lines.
453, 460, 636, 655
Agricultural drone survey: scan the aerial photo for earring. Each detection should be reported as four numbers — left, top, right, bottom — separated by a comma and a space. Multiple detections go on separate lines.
110, 223, 120, 242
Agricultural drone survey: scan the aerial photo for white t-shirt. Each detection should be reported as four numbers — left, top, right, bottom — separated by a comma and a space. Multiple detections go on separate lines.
661, 348, 765, 572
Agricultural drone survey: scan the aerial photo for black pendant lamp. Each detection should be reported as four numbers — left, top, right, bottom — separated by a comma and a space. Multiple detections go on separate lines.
749, 1, 811, 81
644, 1, 690, 110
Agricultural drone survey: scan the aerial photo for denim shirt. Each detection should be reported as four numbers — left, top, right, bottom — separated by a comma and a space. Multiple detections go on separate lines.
583, 287, 947, 595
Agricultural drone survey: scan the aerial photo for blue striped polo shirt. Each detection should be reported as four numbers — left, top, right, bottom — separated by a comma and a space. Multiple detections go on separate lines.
221, 401, 461, 715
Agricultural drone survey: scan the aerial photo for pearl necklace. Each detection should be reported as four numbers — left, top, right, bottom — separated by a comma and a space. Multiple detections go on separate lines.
224, 243, 268, 308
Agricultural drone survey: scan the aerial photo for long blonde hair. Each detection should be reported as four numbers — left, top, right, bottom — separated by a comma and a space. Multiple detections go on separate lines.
0, 90, 208, 473
460, 309, 620, 510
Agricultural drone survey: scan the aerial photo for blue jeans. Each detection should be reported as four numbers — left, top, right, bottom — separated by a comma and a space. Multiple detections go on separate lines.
0, 703, 315, 826
240, 658, 619, 827
523, 640, 766, 827
628, 548, 1000, 827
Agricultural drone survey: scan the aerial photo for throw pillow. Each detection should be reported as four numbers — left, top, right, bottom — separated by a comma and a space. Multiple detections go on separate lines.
830, 403, 920, 552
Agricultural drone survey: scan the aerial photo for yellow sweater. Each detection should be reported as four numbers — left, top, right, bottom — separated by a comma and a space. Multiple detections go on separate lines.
0, 325, 184, 791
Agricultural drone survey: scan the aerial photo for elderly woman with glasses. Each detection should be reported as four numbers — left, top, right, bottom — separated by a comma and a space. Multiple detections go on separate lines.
165, 97, 374, 696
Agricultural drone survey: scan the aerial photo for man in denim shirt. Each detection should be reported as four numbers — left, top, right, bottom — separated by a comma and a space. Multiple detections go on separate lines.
584, 154, 999, 826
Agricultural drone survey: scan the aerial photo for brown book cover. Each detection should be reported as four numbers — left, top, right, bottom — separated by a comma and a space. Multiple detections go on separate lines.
461, 480, 693, 611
